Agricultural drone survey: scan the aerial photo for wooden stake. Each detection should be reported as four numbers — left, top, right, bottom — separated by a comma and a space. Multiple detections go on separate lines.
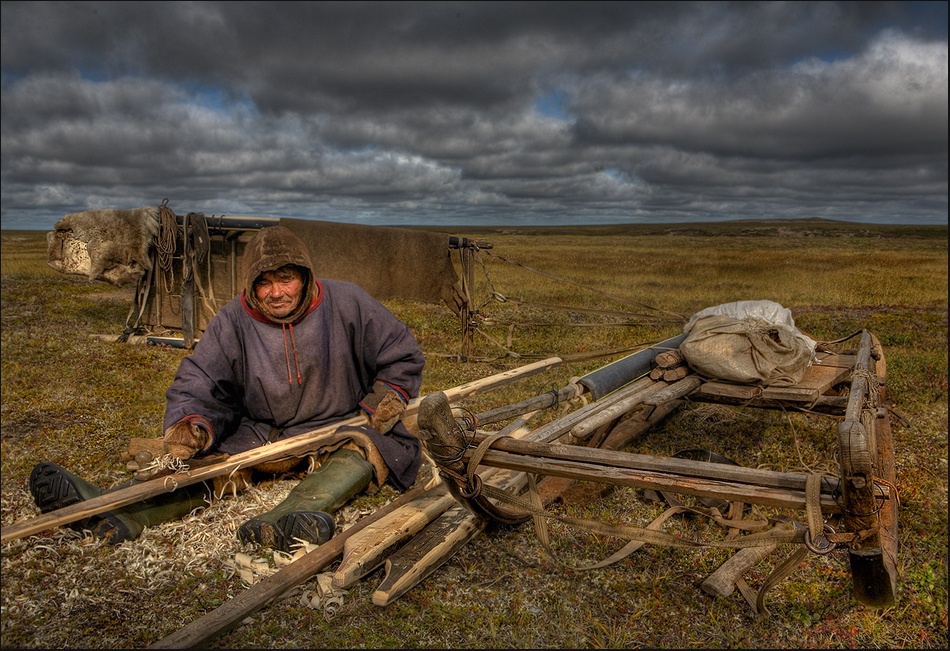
701, 544, 778, 597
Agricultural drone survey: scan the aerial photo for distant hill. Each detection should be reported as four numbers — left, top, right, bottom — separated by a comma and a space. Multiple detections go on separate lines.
418, 218, 948, 239
7, 217, 947, 240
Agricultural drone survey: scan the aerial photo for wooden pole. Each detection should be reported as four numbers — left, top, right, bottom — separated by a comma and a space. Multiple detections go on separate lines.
1, 356, 562, 544
460, 244, 475, 358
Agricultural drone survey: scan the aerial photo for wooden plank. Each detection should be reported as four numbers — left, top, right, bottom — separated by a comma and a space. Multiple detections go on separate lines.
332, 484, 456, 589
695, 381, 759, 401
372, 505, 486, 606
812, 352, 856, 368
371, 463, 528, 606
468, 435, 845, 499
761, 357, 853, 401
759, 385, 820, 402
694, 354, 855, 404
462, 447, 844, 512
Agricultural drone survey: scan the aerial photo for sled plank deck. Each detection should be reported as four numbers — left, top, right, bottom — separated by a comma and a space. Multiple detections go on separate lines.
694, 353, 855, 404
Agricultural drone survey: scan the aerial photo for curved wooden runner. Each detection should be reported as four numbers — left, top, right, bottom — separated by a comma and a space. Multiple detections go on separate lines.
837, 331, 897, 607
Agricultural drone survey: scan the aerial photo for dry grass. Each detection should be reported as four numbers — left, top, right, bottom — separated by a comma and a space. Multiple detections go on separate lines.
1, 219, 947, 649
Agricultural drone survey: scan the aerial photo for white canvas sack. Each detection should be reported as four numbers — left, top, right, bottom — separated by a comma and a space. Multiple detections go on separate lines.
679, 300, 817, 386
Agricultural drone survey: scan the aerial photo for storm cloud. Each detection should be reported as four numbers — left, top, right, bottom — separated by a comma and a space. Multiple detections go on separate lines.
1, 1, 946, 229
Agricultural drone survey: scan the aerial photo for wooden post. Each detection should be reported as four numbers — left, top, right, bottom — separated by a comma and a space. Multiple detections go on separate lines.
460, 243, 475, 358
448, 235, 492, 360
181, 212, 195, 349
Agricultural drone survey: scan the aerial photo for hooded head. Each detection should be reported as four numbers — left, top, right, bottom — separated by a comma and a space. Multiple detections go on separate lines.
241, 226, 317, 324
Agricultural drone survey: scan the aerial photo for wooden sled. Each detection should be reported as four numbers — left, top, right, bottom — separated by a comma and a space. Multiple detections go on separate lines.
16, 332, 895, 648
422, 329, 899, 610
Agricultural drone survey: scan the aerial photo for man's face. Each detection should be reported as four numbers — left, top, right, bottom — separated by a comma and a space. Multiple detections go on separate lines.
253, 266, 304, 319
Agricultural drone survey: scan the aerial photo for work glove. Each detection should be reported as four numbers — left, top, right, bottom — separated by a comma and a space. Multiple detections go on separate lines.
359, 380, 408, 434
163, 415, 213, 460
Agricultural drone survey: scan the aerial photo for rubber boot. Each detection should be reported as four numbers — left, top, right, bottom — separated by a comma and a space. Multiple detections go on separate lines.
237, 448, 373, 552
29, 461, 212, 545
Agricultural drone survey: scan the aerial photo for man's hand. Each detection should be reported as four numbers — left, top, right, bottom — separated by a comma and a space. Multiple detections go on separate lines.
163, 415, 213, 460
360, 381, 408, 434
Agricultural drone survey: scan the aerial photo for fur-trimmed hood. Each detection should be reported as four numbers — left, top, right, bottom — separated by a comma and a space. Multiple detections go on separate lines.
241, 226, 318, 324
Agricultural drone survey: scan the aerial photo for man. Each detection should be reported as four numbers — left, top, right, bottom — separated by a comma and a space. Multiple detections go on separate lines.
30, 225, 426, 552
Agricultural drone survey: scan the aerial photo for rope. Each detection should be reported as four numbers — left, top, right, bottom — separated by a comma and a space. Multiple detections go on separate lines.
157, 200, 178, 271
462, 247, 689, 362
157, 200, 180, 301
186, 212, 220, 319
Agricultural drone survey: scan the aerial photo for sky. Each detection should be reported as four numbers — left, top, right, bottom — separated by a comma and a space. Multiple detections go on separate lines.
1, 1, 947, 231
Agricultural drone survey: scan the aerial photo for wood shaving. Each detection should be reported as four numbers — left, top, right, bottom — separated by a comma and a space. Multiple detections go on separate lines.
298, 572, 348, 620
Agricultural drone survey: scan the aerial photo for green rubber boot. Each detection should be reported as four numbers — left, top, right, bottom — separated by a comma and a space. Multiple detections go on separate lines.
29, 461, 212, 545
237, 448, 374, 552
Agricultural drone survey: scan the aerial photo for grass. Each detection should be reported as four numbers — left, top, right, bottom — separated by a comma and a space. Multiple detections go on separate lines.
1, 218, 947, 649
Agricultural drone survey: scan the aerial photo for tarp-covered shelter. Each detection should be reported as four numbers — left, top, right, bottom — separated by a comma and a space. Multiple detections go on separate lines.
46, 204, 481, 349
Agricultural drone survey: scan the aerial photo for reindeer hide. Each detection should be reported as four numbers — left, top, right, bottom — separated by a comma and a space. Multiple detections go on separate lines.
46, 207, 161, 286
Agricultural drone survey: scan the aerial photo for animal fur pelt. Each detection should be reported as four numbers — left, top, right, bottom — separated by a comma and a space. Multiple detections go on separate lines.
280, 218, 465, 314
47, 207, 161, 286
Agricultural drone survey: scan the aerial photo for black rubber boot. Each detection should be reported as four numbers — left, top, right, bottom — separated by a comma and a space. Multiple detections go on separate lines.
237, 448, 373, 552
29, 461, 212, 544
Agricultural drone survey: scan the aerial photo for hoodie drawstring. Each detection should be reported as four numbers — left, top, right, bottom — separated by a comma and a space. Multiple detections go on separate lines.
281, 323, 303, 384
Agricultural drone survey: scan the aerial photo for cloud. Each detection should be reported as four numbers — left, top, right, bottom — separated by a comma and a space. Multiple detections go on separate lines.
1, 1, 946, 229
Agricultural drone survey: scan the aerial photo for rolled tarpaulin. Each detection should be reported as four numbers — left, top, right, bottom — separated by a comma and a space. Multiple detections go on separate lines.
578, 333, 688, 401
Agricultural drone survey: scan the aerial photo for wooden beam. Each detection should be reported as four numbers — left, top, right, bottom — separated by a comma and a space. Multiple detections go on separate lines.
458, 446, 845, 513
466, 434, 845, 501
331, 483, 456, 589
371, 504, 485, 607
